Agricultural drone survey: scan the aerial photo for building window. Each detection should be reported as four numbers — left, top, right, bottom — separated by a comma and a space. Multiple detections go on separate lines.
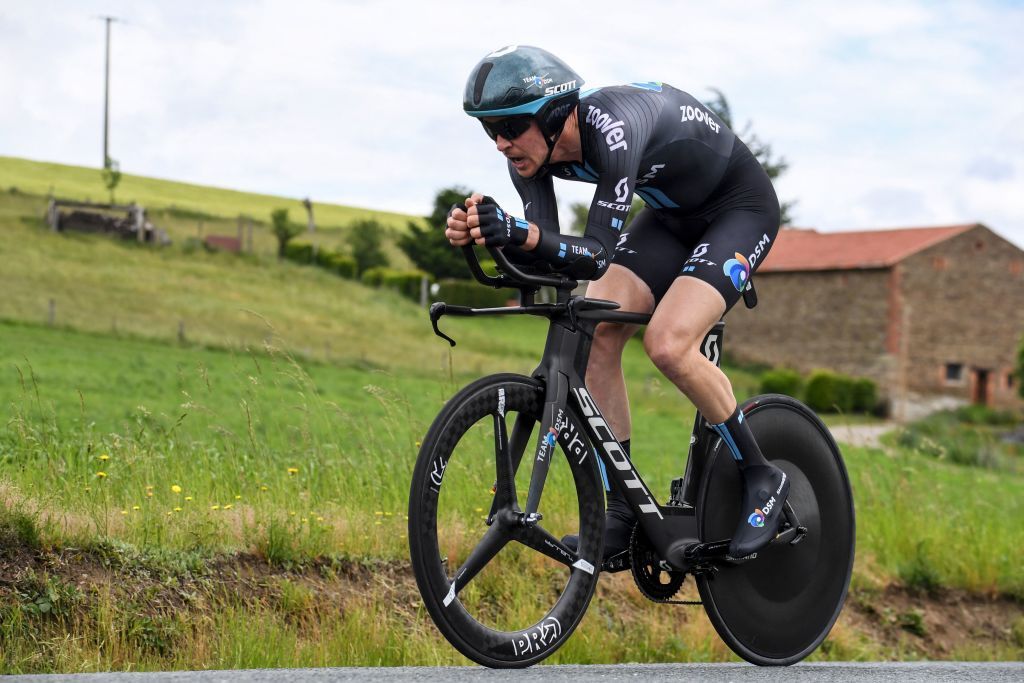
945, 363, 964, 384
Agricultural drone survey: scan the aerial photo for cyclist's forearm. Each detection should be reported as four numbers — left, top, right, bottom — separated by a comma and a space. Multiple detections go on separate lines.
525, 229, 608, 280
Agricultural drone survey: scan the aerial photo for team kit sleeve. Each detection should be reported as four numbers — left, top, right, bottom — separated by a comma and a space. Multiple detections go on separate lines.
533, 94, 646, 280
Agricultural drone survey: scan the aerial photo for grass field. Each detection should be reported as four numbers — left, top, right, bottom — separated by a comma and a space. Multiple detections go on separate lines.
0, 156, 415, 231
1, 159, 1023, 671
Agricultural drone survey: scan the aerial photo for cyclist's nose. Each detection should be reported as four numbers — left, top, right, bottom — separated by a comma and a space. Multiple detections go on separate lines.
495, 135, 512, 152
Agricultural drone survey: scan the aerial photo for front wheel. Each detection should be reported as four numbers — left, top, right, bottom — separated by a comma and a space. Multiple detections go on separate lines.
696, 394, 855, 665
408, 374, 605, 668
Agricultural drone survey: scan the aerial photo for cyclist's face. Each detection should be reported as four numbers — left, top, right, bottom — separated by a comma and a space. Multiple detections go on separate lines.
483, 117, 547, 177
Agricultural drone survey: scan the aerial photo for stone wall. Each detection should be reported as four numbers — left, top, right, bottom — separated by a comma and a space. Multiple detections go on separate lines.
724, 268, 896, 387
899, 226, 1024, 409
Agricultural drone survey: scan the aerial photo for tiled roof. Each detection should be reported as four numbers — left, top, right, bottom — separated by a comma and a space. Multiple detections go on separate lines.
758, 224, 979, 272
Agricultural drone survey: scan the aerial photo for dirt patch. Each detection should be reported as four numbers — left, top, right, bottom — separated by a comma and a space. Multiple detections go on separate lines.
844, 585, 1024, 658
2, 541, 1022, 662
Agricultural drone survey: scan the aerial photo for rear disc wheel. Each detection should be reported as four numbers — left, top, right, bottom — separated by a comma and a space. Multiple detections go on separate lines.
696, 394, 855, 665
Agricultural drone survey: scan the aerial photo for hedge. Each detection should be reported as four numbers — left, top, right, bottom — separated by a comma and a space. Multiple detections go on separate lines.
804, 370, 878, 414
434, 279, 512, 308
759, 369, 803, 397
361, 267, 430, 302
283, 241, 314, 264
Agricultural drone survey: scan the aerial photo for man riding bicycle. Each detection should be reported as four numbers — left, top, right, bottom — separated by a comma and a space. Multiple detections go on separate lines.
445, 45, 788, 560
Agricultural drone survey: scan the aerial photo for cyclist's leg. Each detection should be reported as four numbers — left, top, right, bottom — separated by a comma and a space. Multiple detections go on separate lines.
584, 264, 651, 442
644, 208, 786, 557
568, 209, 693, 558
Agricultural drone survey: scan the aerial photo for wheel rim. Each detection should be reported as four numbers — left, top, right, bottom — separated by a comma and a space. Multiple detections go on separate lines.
409, 379, 603, 666
697, 398, 855, 663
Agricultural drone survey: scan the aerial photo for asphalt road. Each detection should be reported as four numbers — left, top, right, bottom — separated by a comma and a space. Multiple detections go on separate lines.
7, 663, 1024, 682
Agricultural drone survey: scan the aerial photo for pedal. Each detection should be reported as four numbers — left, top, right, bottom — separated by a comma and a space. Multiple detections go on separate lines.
602, 548, 631, 573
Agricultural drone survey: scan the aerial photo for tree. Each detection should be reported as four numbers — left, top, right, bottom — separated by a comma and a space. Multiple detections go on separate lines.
704, 88, 795, 225
270, 208, 302, 258
349, 219, 389, 276
102, 156, 122, 204
569, 197, 645, 236
398, 186, 475, 280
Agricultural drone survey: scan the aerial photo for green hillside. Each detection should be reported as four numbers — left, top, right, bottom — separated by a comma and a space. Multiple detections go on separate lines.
1, 167, 1022, 670
0, 155, 415, 231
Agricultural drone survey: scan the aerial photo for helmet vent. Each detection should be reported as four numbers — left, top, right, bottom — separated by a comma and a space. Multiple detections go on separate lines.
473, 62, 494, 106
500, 87, 525, 106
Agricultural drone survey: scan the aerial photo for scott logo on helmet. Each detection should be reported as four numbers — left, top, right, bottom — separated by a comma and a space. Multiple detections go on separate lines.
545, 80, 577, 97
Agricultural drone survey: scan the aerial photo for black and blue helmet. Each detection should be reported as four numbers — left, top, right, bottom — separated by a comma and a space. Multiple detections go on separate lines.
463, 45, 583, 145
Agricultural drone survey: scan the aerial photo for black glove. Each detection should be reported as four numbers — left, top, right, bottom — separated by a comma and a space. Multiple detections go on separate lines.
475, 196, 530, 248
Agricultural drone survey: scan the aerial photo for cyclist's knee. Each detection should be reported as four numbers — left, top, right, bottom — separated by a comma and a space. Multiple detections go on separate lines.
643, 324, 705, 380
593, 321, 635, 355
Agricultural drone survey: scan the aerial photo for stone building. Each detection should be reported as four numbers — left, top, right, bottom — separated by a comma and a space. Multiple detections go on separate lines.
725, 223, 1024, 417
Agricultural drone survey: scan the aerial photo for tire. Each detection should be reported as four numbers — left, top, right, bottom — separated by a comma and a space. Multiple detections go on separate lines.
695, 394, 855, 665
408, 374, 605, 667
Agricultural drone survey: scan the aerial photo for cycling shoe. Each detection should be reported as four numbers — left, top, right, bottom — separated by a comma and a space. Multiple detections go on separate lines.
729, 464, 790, 558
562, 488, 635, 559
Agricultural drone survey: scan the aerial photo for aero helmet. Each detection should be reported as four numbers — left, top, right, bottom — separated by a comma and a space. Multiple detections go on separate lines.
463, 46, 582, 148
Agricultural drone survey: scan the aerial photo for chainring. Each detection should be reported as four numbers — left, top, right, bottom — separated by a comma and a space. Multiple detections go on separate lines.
629, 526, 687, 602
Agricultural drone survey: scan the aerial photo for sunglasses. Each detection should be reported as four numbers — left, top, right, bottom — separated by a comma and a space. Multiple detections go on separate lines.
480, 116, 534, 141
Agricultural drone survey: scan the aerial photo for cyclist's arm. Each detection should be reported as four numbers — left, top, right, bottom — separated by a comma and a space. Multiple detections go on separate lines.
501, 163, 559, 266
531, 105, 645, 280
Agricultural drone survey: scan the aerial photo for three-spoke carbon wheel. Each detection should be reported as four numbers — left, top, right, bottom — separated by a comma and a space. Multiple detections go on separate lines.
696, 394, 855, 665
408, 374, 605, 668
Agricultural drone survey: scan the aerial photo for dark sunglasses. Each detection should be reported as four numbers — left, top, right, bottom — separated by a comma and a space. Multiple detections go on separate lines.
480, 116, 533, 141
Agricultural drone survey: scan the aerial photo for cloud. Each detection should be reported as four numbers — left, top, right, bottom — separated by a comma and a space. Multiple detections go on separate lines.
1, 1, 1021, 247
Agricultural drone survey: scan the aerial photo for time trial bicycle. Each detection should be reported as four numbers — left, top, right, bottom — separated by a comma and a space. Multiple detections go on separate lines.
408, 244, 855, 668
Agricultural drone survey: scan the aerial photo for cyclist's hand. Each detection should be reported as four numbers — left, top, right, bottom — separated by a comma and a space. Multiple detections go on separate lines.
445, 201, 472, 247
468, 196, 529, 248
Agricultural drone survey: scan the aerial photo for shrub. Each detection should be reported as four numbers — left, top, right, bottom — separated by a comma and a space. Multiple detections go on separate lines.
360, 266, 387, 288
434, 278, 511, 308
955, 404, 1017, 426
348, 219, 389, 275
382, 269, 429, 301
760, 369, 803, 397
326, 253, 357, 279
851, 378, 878, 413
283, 241, 314, 264
804, 371, 840, 413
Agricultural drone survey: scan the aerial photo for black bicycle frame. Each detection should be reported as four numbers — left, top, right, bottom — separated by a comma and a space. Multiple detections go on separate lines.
430, 245, 728, 572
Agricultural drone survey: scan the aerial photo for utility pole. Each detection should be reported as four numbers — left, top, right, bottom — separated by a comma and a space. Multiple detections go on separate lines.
99, 16, 118, 167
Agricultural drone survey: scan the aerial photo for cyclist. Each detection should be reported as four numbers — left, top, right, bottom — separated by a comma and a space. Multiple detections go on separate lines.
445, 45, 788, 560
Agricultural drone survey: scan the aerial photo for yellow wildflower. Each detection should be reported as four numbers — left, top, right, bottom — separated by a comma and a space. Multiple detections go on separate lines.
185, 496, 193, 502
98, 454, 110, 461
287, 467, 299, 475
235, 495, 241, 500
171, 485, 182, 494
132, 505, 141, 511
120, 510, 128, 515
95, 471, 107, 479
211, 505, 220, 510
173, 507, 182, 512
260, 485, 269, 492
224, 504, 233, 510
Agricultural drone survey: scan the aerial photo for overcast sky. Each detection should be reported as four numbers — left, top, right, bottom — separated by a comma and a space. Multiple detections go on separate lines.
2, 1, 1022, 246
